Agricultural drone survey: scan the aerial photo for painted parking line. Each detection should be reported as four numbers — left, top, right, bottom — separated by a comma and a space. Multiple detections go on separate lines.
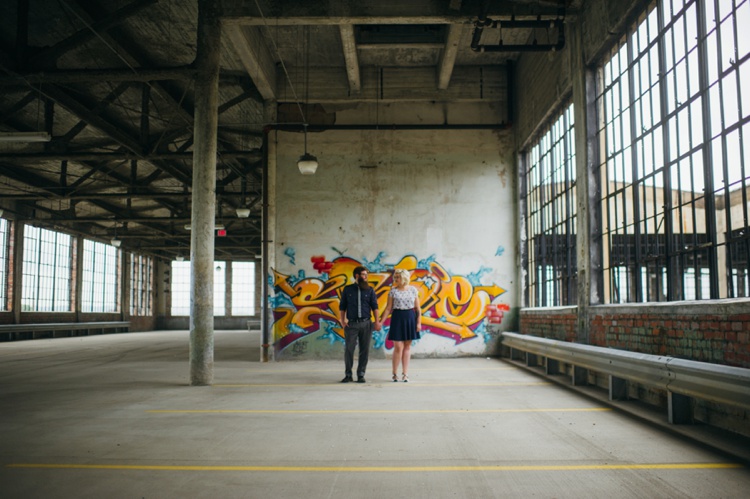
7, 463, 743, 472
146, 408, 611, 414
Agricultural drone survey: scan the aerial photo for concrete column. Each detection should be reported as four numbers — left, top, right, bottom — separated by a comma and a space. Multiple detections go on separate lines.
11, 222, 24, 324
75, 235, 83, 320
189, 0, 222, 385
121, 250, 130, 320
571, 22, 602, 344
261, 100, 276, 362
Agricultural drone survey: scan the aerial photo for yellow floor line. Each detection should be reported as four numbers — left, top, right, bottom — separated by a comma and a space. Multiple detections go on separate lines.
147, 408, 611, 414
244, 367, 517, 373
213, 382, 551, 388
7, 463, 743, 472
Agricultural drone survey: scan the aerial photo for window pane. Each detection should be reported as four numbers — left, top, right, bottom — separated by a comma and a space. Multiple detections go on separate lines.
523, 103, 577, 307
0, 218, 8, 311
232, 262, 256, 316
597, 0, 750, 301
22, 226, 72, 312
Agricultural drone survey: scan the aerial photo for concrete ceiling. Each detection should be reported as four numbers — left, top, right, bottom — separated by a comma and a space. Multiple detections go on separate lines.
0, 0, 578, 261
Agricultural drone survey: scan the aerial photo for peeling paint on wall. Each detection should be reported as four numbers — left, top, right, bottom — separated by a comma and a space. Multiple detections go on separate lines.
270, 252, 509, 357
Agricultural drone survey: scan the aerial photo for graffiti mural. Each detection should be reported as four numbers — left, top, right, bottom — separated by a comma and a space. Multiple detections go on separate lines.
270, 253, 508, 354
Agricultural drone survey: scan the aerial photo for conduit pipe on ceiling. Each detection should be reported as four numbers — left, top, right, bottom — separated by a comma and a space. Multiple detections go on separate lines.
471, 15, 566, 53
265, 123, 512, 133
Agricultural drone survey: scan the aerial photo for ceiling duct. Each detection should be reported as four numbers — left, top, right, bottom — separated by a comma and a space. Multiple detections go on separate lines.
471, 13, 566, 53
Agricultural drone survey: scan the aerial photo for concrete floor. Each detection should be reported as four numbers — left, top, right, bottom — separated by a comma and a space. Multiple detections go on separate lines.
1, 330, 748, 499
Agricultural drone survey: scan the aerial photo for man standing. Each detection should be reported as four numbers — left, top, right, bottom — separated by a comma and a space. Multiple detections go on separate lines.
339, 265, 381, 383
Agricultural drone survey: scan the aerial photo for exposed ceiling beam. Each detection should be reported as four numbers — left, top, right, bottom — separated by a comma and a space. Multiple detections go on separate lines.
27, 0, 159, 68
0, 150, 263, 161
40, 85, 145, 156
338, 24, 361, 94
277, 66, 508, 104
224, 25, 277, 100
60, 0, 196, 126
0, 192, 251, 201
222, 0, 570, 25
437, 24, 463, 90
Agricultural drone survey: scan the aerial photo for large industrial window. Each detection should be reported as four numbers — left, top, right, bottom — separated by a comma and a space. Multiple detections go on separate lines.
596, 0, 750, 303
0, 218, 8, 311
81, 240, 120, 313
130, 253, 153, 316
523, 103, 577, 307
171, 260, 226, 316
231, 261, 256, 315
22, 225, 73, 312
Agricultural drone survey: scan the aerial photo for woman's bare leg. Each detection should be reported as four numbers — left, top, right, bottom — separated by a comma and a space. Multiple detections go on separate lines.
392, 341, 403, 377
401, 340, 412, 376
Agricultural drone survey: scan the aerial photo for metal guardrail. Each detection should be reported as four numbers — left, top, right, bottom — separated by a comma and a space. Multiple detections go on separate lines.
501, 332, 750, 416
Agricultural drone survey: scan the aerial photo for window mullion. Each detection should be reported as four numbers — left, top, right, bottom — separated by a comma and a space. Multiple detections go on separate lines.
697, 0, 720, 298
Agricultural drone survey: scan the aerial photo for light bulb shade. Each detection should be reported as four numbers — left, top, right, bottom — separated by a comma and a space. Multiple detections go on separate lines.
297, 153, 319, 175
110, 238, 121, 248
236, 207, 251, 218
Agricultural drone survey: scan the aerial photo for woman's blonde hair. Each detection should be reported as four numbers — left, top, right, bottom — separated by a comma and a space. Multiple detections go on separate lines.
393, 268, 411, 284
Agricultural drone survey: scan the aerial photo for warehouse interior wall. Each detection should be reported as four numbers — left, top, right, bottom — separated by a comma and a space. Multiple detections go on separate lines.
268, 122, 517, 360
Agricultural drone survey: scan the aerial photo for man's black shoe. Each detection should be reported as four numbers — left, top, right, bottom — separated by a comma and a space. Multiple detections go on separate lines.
340, 376, 353, 383
357, 377, 366, 383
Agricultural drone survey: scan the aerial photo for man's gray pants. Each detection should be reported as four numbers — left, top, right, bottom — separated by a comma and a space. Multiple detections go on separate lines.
344, 321, 372, 378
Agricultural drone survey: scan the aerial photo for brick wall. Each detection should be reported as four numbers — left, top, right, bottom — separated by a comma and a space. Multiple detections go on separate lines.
519, 300, 750, 369
589, 304, 750, 369
519, 306, 577, 342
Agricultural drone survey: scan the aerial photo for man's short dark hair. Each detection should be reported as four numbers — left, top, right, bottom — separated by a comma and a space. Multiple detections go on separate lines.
353, 265, 368, 278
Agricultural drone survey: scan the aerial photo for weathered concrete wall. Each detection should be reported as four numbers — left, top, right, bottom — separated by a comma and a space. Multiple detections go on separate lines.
514, 45, 571, 149
269, 127, 516, 360
514, 0, 651, 147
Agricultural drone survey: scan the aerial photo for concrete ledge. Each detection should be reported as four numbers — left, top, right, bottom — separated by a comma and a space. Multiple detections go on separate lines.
0, 321, 130, 341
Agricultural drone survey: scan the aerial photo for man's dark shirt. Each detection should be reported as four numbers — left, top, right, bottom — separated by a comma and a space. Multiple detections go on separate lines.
340, 284, 378, 321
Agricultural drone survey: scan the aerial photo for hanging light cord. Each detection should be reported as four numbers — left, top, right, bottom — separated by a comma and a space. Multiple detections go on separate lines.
253, 0, 307, 126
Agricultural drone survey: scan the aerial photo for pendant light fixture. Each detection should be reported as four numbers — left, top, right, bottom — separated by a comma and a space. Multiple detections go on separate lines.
297, 123, 318, 174
297, 25, 318, 175
110, 222, 121, 248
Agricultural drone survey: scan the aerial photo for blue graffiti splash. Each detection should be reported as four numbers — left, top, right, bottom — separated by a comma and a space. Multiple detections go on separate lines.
362, 251, 389, 273
417, 254, 437, 269
467, 266, 492, 286
269, 293, 295, 309
318, 320, 345, 345
287, 322, 308, 335
372, 328, 388, 349
473, 322, 491, 343
284, 247, 296, 265
495, 246, 505, 256
288, 269, 307, 286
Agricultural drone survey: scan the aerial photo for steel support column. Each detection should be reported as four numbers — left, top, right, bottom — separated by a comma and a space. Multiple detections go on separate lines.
571, 21, 602, 341
189, 0, 222, 386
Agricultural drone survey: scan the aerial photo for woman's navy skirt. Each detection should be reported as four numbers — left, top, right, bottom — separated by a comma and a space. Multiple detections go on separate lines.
387, 309, 421, 342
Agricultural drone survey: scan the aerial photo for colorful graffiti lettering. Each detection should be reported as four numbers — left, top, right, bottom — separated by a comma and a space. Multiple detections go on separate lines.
271, 253, 508, 353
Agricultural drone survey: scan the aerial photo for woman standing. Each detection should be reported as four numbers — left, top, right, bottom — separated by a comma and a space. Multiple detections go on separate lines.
382, 268, 421, 382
